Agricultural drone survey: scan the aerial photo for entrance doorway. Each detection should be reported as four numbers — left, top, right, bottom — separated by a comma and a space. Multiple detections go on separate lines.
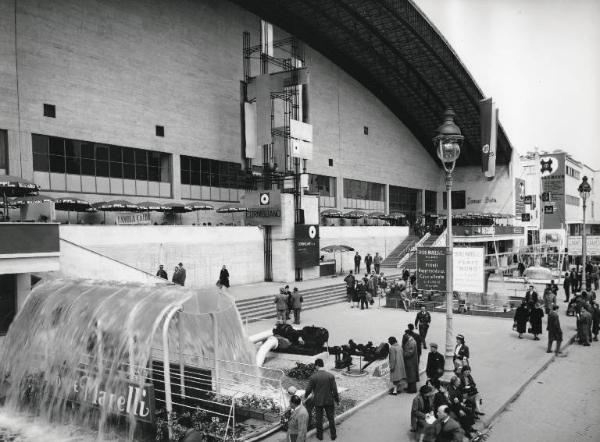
0, 274, 16, 335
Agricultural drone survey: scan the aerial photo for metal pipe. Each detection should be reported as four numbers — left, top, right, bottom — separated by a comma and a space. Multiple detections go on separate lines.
210, 312, 220, 393
178, 312, 186, 399
162, 304, 182, 439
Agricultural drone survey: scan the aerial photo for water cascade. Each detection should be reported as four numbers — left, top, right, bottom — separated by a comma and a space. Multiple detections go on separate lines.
0, 277, 258, 440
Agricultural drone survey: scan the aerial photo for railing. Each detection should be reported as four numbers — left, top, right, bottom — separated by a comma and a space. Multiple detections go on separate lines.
397, 233, 431, 268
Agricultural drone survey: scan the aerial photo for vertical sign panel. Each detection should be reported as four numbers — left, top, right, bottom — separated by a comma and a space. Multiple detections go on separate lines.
453, 247, 485, 293
540, 153, 565, 229
416, 247, 447, 291
295, 225, 320, 268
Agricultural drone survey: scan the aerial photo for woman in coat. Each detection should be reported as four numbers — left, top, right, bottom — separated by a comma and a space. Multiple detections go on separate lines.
529, 303, 544, 340
513, 301, 529, 338
387, 336, 406, 395
403, 330, 419, 393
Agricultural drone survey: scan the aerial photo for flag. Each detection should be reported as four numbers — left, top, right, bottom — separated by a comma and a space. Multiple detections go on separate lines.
480, 98, 498, 179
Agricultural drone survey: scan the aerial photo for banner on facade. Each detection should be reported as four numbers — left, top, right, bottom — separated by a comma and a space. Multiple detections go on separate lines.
540, 153, 565, 229
417, 247, 447, 291
116, 212, 151, 225
515, 178, 526, 216
453, 247, 485, 293
480, 98, 498, 179
242, 190, 281, 226
295, 224, 320, 268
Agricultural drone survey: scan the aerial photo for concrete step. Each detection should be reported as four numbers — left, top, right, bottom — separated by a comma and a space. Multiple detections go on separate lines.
236, 285, 346, 308
240, 296, 349, 323
237, 291, 347, 316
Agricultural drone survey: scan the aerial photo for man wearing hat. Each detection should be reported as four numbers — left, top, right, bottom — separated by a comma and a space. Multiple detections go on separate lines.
426, 343, 445, 381
274, 288, 289, 324
156, 264, 168, 280
410, 385, 435, 433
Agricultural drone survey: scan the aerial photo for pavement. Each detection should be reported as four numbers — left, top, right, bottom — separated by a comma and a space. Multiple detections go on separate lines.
486, 341, 600, 442
253, 300, 580, 442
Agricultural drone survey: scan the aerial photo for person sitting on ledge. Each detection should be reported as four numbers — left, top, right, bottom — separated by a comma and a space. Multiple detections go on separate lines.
458, 366, 484, 416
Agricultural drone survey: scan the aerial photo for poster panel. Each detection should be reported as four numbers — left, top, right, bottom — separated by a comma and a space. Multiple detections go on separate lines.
453, 247, 485, 293
295, 224, 320, 268
417, 247, 447, 291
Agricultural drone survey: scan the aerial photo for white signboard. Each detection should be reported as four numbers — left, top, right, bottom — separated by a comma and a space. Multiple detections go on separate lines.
567, 236, 600, 256
116, 212, 151, 225
453, 247, 485, 293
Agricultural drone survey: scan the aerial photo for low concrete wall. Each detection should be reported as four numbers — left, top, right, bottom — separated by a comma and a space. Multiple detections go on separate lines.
320, 226, 409, 274
60, 225, 265, 288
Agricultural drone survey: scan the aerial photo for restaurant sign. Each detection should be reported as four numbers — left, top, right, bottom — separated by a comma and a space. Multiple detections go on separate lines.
116, 212, 151, 225
242, 190, 282, 226
417, 247, 447, 291
453, 226, 524, 236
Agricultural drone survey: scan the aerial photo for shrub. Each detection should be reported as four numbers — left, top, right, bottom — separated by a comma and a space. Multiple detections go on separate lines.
285, 363, 316, 380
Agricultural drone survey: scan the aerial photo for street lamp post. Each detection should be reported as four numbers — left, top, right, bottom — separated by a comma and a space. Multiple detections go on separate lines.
433, 109, 464, 375
578, 176, 592, 290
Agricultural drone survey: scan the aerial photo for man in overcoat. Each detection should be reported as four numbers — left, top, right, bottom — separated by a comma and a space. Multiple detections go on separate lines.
304, 358, 339, 441
546, 304, 563, 354
403, 330, 419, 393
387, 336, 406, 395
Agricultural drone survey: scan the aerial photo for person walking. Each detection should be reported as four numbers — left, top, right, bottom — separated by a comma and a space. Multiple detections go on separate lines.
354, 252, 361, 274
403, 329, 419, 393
373, 252, 382, 274
513, 301, 529, 339
275, 288, 289, 324
529, 302, 544, 340
218, 265, 230, 288
365, 253, 373, 274
546, 304, 563, 354
387, 336, 406, 395
156, 264, 168, 280
591, 301, 600, 342
287, 395, 309, 442
518, 261, 525, 277
291, 287, 303, 325
344, 270, 356, 303
542, 283, 556, 315
415, 305, 432, 349
563, 272, 571, 302
524, 285, 538, 310
304, 358, 339, 441
569, 268, 578, 294
425, 343, 445, 381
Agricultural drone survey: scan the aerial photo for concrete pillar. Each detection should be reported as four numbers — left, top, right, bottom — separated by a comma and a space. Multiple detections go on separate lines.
16, 273, 31, 311
385, 184, 390, 214
336, 175, 344, 209
421, 189, 426, 214
171, 153, 181, 200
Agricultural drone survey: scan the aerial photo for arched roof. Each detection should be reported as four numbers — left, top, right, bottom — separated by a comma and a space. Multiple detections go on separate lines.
233, 0, 513, 167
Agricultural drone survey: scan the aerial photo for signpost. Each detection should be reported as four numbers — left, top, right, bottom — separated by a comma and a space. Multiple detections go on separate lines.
416, 247, 448, 291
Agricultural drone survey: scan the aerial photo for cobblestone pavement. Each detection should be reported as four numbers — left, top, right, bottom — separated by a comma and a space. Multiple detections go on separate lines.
486, 342, 600, 442
256, 301, 580, 442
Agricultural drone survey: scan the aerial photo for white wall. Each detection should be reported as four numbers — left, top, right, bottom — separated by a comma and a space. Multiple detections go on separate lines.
60, 225, 265, 288
320, 226, 409, 274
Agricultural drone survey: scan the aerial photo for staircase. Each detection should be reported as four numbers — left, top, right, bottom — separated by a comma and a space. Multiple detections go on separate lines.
236, 275, 404, 323
402, 234, 440, 270
380, 235, 419, 268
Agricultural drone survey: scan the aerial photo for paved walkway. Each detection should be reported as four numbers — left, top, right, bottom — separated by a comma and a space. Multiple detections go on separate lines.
486, 342, 600, 442
256, 301, 580, 442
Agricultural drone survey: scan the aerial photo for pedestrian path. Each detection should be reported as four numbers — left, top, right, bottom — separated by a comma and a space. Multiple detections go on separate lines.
255, 303, 580, 442
486, 343, 600, 442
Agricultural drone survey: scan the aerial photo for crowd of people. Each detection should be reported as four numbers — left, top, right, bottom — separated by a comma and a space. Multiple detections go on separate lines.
274, 285, 304, 325
156, 262, 187, 286
353, 251, 384, 274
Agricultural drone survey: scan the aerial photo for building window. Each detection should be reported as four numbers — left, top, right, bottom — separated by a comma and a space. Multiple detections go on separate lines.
180, 155, 243, 202
32, 134, 171, 196
363, 126, 369, 135
155, 125, 164, 137
565, 194, 580, 206
442, 190, 466, 210
308, 174, 336, 208
43, 104, 56, 118
566, 165, 580, 180
343, 178, 384, 210
0, 129, 8, 175
425, 190, 437, 214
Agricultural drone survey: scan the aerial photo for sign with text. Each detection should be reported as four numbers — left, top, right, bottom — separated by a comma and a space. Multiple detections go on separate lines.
567, 236, 600, 256
417, 247, 448, 291
295, 224, 320, 268
453, 226, 524, 236
116, 212, 151, 225
242, 190, 282, 226
515, 178, 526, 216
540, 153, 565, 229
453, 247, 485, 293
372, 361, 390, 377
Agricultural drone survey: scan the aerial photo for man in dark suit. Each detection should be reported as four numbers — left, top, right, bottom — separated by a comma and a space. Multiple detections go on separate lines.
425, 343, 445, 381
436, 405, 464, 442
304, 358, 339, 440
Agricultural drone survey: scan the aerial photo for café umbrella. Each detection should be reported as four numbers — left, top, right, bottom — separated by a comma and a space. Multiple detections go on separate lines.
93, 200, 140, 223
54, 197, 92, 224
187, 201, 214, 224
0, 175, 39, 215
164, 202, 194, 225
11, 195, 55, 221
343, 210, 367, 219
320, 208, 343, 218
321, 244, 355, 274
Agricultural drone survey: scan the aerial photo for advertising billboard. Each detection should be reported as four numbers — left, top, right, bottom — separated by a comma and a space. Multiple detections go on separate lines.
539, 154, 565, 229
295, 224, 320, 268
453, 247, 485, 293
417, 247, 447, 291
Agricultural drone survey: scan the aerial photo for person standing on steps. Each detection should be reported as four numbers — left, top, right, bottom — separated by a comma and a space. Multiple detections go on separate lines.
344, 270, 356, 303
156, 264, 168, 280
291, 287, 303, 325
365, 253, 373, 274
304, 358, 339, 441
547, 304, 563, 354
373, 252, 382, 274
415, 305, 432, 349
354, 252, 361, 274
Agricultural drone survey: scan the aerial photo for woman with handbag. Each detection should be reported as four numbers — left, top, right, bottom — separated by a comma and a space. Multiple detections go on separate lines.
459, 366, 484, 416
453, 334, 470, 372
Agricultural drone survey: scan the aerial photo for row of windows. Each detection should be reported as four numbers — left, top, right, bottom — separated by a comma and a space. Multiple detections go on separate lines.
566, 165, 581, 180
565, 194, 580, 206
343, 179, 385, 201
569, 223, 600, 236
389, 185, 419, 214
308, 174, 336, 198
32, 135, 170, 182
180, 155, 244, 189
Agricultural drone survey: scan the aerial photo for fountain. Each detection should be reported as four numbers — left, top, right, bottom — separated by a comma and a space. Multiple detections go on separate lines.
0, 277, 278, 441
